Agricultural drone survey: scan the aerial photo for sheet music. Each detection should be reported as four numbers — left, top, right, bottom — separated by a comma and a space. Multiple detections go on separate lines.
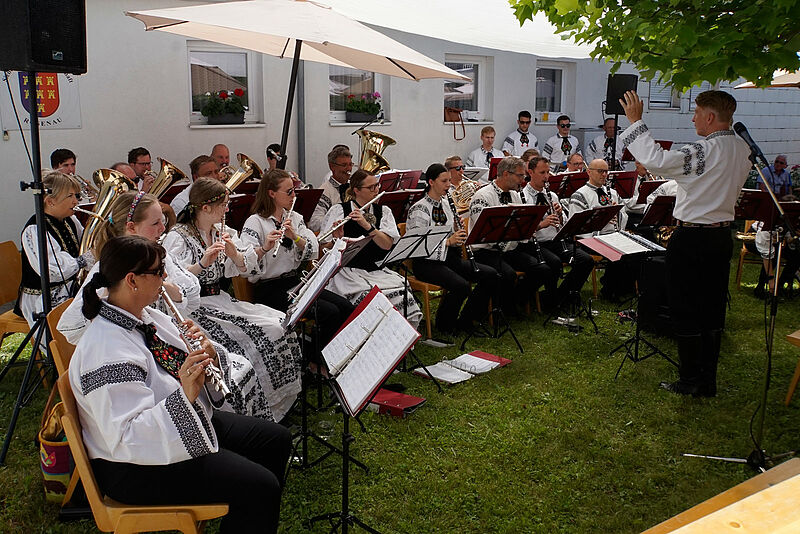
595, 232, 649, 255
445, 354, 500, 374
323, 290, 419, 416
283, 242, 344, 329
413, 362, 474, 384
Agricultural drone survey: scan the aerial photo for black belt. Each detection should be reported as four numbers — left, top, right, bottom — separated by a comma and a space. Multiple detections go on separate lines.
676, 220, 731, 228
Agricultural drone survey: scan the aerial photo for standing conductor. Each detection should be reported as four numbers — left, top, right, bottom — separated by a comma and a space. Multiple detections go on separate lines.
619, 90, 751, 397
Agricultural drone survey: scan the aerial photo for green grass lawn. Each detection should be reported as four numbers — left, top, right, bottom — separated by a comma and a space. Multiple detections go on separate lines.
2, 258, 799, 533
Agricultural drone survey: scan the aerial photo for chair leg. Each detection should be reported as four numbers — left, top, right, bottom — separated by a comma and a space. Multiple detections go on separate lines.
423, 290, 432, 340
785, 358, 800, 406
592, 267, 598, 299
61, 471, 81, 507
534, 292, 541, 313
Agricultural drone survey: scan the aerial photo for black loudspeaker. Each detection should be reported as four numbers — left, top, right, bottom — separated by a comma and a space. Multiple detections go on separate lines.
605, 74, 638, 115
0, 0, 87, 74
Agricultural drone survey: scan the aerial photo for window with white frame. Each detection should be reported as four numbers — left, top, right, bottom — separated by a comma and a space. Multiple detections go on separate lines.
443, 55, 491, 121
535, 67, 563, 114
648, 77, 680, 109
188, 42, 261, 124
329, 66, 389, 122
687, 81, 713, 109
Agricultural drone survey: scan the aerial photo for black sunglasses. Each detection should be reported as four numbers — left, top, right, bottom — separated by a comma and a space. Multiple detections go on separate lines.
448, 165, 465, 171
138, 264, 166, 277
558, 123, 572, 128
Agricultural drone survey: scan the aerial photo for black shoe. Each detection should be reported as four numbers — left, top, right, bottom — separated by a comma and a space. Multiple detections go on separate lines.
659, 380, 699, 396
753, 286, 767, 300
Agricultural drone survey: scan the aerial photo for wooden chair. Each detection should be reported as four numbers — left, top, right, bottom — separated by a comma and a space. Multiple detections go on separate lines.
735, 219, 763, 291
46, 299, 76, 376
56, 374, 228, 533
0, 240, 31, 348
397, 223, 443, 339
231, 276, 255, 303
784, 329, 800, 406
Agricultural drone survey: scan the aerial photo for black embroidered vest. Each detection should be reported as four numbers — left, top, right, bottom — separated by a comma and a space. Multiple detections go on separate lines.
341, 202, 385, 272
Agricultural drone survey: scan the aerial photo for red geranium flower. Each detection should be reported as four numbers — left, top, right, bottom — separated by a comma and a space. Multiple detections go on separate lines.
233, 88, 244, 97
219, 90, 229, 99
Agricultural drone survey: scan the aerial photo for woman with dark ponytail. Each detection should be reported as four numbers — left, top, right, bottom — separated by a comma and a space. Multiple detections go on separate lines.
69, 235, 290, 534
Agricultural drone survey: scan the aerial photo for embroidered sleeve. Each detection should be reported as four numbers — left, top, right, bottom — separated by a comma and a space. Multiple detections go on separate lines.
379, 206, 400, 241
406, 202, 431, 231
319, 204, 345, 243
22, 225, 81, 282
502, 136, 514, 153
569, 191, 589, 214
295, 216, 318, 262
309, 191, 333, 233
542, 141, 554, 158
622, 120, 692, 179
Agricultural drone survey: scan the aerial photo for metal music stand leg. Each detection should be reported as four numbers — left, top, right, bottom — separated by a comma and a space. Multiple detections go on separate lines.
398, 264, 443, 392
307, 408, 381, 534
542, 290, 599, 334
460, 284, 523, 354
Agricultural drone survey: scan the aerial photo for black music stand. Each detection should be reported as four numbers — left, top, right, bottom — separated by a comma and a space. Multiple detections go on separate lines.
460, 204, 547, 353
377, 189, 425, 224
550, 171, 588, 198
0, 72, 56, 465
375, 226, 450, 392
735, 189, 773, 222
294, 188, 324, 225
636, 180, 669, 205
377, 170, 420, 192
608, 170, 638, 199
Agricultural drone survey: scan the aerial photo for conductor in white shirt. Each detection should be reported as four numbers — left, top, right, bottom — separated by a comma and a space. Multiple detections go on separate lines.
619, 90, 751, 397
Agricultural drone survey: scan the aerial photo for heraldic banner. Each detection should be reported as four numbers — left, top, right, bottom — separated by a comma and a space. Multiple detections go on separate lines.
0, 72, 82, 130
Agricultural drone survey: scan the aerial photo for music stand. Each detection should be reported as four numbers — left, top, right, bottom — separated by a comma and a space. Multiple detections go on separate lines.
608, 170, 638, 199
461, 204, 547, 352
308, 287, 420, 534
640, 196, 677, 227
376, 189, 424, 224
294, 188, 324, 225
488, 157, 503, 181
463, 167, 489, 182
621, 140, 673, 162
636, 180, 669, 204
378, 170, 421, 192
550, 171, 588, 198
375, 226, 450, 391
735, 189, 773, 222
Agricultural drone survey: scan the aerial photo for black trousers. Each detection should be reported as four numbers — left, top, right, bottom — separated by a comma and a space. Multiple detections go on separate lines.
92, 410, 291, 534
254, 275, 355, 350
412, 248, 498, 332
540, 240, 594, 297
474, 246, 554, 313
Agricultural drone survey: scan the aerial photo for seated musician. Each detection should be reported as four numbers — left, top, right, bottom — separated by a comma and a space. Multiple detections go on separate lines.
241, 169, 355, 356
465, 126, 503, 168
18, 171, 94, 328
445, 155, 481, 212
163, 178, 302, 422
309, 145, 353, 233
319, 169, 422, 329
543, 116, 581, 170
521, 148, 541, 165
70, 235, 290, 533
210, 143, 231, 169
406, 164, 498, 338
523, 156, 594, 305
468, 157, 554, 315
170, 155, 220, 216
128, 147, 155, 193
565, 153, 585, 173
569, 159, 634, 301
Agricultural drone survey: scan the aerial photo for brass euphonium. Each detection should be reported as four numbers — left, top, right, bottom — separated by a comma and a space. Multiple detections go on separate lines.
78, 169, 137, 257
356, 129, 395, 173
149, 158, 188, 199
224, 153, 263, 193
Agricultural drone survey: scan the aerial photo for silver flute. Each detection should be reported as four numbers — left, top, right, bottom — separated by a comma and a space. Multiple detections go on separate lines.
159, 287, 231, 397
318, 191, 386, 241
272, 196, 297, 258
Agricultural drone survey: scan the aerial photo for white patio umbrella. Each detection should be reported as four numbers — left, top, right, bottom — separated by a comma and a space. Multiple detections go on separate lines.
735, 70, 800, 89
126, 0, 469, 168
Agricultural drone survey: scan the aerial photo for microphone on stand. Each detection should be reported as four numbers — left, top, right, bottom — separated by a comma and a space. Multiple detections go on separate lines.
733, 122, 769, 168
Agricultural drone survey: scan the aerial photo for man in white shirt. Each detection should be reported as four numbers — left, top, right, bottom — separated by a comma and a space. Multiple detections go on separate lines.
309, 145, 354, 233
170, 156, 220, 215
465, 126, 503, 168
620, 89, 751, 397
566, 153, 585, 173
587, 118, 624, 169
542, 115, 581, 169
502, 111, 538, 157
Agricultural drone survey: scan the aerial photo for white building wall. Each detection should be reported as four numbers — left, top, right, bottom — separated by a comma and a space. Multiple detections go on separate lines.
1, 1, 798, 247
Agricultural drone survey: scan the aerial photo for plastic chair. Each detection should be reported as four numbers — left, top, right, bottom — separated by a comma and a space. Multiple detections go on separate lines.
56, 374, 228, 533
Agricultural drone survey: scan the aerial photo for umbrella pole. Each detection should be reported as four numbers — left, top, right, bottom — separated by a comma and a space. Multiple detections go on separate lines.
278, 40, 303, 171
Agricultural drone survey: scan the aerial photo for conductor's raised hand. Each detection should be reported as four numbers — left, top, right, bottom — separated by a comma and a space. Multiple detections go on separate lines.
619, 91, 644, 125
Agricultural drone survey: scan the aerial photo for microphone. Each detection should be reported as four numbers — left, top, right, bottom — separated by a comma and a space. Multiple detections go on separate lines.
733, 122, 769, 167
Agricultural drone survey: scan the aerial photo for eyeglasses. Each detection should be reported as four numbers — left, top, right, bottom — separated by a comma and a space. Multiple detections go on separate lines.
138, 264, 166, 277
332, 160, 354, 168
281, 188, 296, 196
588, 168, 609, 174
558, 123, 572, 128
448, 165, 465, 171
519, 120, 532, 124
358, 183, 381, 192
133, 160, 152, 166
776, 160, 787, 165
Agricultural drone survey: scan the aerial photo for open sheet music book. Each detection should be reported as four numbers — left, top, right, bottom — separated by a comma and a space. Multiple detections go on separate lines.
323, 286, 421, 417
580, 231, 664, 262
413, 350, 511, 384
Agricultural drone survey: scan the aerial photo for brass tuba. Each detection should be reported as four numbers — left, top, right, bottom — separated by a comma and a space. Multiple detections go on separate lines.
149, 158, 188, 199
356, 130, 395, 173
78, 169, 136, 257
224, 153, 263, 193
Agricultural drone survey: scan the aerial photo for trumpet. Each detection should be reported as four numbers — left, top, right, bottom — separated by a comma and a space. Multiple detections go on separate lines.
318, 191, 386, 241
272, 196, 297, 258
159, 287, 231, 398
445, 191, 479, 274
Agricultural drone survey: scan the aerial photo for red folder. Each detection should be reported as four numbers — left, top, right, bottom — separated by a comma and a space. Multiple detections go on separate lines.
368, 389, 426, 418
468, 350, 512, 367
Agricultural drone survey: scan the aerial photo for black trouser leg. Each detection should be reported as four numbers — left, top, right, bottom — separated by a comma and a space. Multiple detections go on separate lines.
474, 249, 518, 315
505, 244, 558, 307
412, 257, 471, 333
541, 240, 594, 297
92, 411, 291, 534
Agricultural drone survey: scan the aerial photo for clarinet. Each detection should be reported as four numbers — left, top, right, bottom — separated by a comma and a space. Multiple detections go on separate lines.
445, 191, 480, 274
159, 287, 231, 398
520, 190, 545, 265
542, 180, 570, 256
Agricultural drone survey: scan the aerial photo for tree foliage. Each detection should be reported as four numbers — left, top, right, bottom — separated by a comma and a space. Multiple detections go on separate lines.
511, 0, 800, 90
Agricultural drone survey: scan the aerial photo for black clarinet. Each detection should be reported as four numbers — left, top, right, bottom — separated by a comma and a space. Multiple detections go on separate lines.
446, 191, 480, 274
542, 180, 570, 256
520, 190, 545, 265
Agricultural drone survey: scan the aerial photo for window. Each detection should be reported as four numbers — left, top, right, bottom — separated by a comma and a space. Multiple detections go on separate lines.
535, 67, 562, 114
329, 66, 388, 122
188, 42, 261, 124
649, 78, 680, 109
688, 81, 713, 110
443, 54, 491, 121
